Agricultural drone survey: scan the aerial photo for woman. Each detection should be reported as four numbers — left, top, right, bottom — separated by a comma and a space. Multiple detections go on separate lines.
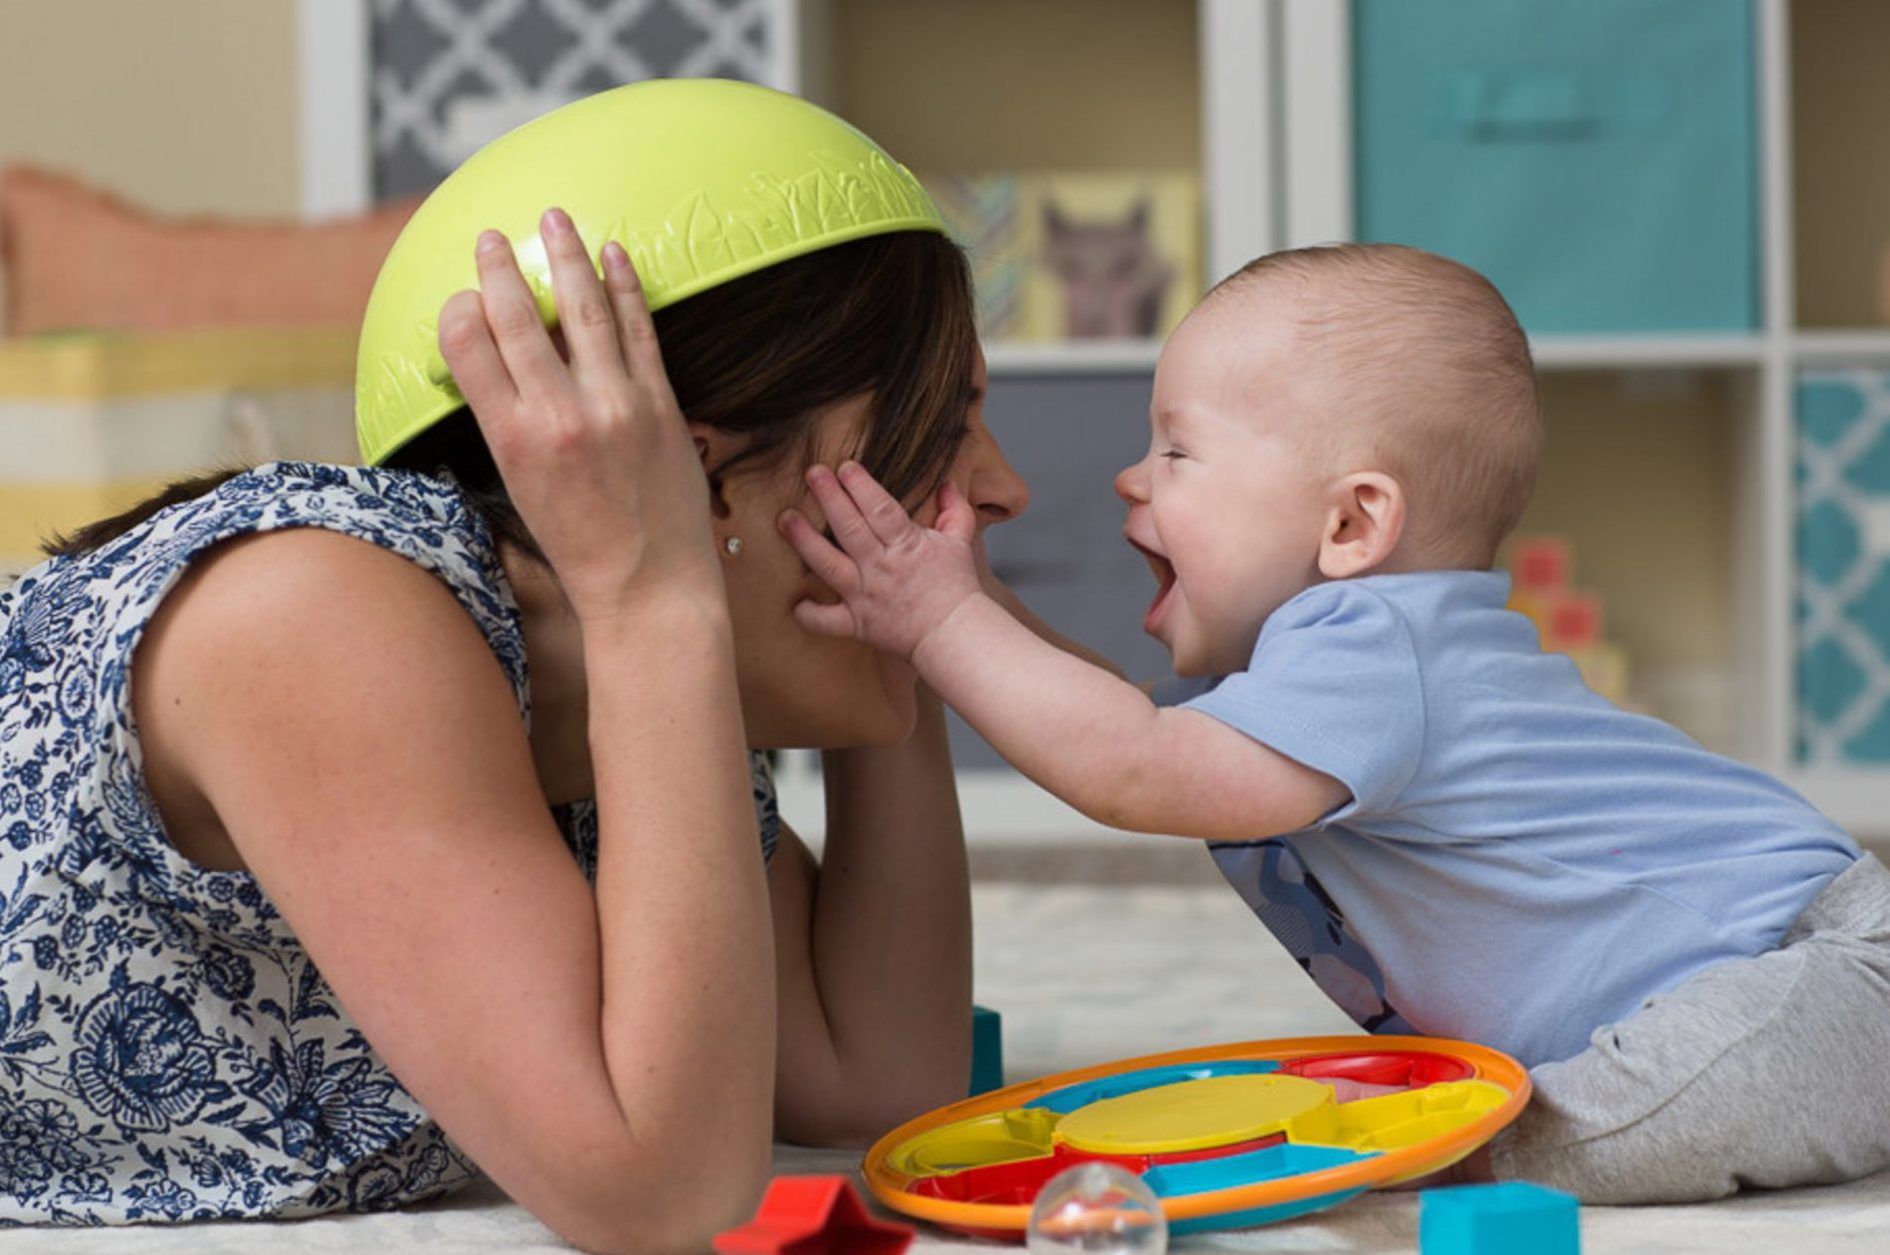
0, 83, 1029, 1252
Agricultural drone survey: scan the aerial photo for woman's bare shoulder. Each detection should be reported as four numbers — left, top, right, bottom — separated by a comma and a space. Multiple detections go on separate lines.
135, 526, 526, 804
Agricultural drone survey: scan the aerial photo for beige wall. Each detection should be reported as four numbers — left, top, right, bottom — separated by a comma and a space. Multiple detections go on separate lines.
0, 0, 300, 218
831, 0, 1199, 174
1510, 370, 1739, 746
1794, 0, 1890, 327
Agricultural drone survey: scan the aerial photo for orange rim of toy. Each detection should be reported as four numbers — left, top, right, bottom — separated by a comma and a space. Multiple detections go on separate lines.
861, 1035, 1531, 1233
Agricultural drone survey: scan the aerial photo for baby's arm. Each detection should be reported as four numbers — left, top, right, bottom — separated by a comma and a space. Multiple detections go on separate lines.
780, 463, 1347, 840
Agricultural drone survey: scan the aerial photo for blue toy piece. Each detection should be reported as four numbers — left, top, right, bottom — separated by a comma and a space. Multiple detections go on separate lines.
1419, 1181, 1580, 1255
969, 1006, 1004, 1097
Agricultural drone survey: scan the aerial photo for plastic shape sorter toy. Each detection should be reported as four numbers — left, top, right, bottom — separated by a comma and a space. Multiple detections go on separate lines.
863, 1035, 1530, 1242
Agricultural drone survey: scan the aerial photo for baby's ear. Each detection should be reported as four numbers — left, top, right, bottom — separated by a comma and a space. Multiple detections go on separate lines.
1318, 472, 1406, 580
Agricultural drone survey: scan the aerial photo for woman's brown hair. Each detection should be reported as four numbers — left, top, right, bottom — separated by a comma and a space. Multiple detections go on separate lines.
42, 229, 979, 560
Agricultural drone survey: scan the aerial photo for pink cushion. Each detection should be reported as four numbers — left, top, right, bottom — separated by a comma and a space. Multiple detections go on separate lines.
1, 165, 419, 336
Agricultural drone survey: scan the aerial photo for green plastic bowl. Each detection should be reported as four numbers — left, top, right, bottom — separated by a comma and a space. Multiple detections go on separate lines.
355, 78, 946, 466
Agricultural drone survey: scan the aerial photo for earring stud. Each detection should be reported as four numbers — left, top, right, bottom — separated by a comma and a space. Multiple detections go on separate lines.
724, 536, 744, 556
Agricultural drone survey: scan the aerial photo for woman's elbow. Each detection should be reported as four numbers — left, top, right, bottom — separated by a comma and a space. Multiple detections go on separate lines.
778, 1064, 964, 1149
537, 1143, 772, 1255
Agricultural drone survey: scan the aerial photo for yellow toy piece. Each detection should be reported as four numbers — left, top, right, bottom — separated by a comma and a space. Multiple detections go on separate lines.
354, 77, 947, 466
883, 1107, 1059, 1178
1281, 1079, 1511, 1152
1057, 1074, 1333, 1156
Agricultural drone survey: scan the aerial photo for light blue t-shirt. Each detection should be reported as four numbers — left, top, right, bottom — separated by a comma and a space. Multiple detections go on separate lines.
1158, 571, 1859, 1067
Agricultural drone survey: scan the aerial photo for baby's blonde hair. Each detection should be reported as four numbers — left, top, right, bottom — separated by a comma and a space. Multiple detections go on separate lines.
1211, 243, 1542, 569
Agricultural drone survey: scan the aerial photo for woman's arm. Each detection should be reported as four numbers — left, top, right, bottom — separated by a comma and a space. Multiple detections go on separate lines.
769, 689, 970, 1145
149, 215, 773, 1255
141, 531, 772, 1255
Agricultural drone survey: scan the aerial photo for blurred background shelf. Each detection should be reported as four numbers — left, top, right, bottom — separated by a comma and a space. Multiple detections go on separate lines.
983, 340, 1164, 376
4, 0, 1886, 850
291, 0, 1890, 843
1791, 330, 1890, 362
1531, 336, 1768, 370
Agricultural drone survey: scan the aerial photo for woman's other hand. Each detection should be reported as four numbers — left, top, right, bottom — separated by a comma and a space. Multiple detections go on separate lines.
438, 209, 719, 622
779, 461, 985, 661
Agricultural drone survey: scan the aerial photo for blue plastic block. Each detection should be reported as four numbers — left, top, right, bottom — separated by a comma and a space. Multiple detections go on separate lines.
1420, 1182, 1580, 1255
968, 1005, 1003, 1097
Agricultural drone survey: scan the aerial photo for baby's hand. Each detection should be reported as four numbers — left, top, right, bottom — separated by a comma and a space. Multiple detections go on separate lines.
778, 461, 983, 660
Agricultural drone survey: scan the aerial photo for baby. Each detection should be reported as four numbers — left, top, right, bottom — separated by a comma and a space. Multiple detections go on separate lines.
778, 243, 1890, 1204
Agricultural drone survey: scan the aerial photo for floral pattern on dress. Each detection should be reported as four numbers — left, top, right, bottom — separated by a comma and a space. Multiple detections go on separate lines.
0, 462, 779, 1224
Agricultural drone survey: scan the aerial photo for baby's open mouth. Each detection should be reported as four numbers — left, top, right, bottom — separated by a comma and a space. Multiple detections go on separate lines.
1125, 535, 1178, 634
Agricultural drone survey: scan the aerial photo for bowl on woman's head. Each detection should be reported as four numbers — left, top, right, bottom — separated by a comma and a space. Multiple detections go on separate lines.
354, 77, 950, 468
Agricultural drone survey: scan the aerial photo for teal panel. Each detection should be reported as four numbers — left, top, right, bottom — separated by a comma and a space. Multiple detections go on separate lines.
1800, 638, 1866, 726
1354, 0, 1757, 334
1796, 369, 1890, 766
1845, 428, 1890, 494
1801, 501, 1862, 586
1801, 382, 1868, 447
1843, 703, 1890, 762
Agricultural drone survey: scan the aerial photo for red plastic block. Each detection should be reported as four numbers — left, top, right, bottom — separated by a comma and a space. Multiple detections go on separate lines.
1544, 593, 1603, 651
714, 1176, 916, 1255
1511, 538, 1571, 593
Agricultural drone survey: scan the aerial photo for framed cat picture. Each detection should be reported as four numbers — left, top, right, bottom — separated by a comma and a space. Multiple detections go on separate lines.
924, 170, 1201, 344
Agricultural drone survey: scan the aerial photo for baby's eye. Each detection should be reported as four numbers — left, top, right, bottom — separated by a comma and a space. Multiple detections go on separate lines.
1160, 450, 1187, 461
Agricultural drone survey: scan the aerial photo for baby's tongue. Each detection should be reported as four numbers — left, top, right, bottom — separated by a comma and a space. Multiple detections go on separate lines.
1144, 562, 1177, 634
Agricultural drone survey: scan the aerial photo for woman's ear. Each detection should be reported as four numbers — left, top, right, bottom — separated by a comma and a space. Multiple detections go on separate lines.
686, 423, 748, 518
1317, 471, 1406, 579
685, 422, 740, 469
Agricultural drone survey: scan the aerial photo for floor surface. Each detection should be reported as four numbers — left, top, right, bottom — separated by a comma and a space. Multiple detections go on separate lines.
3, 882, 1884, 1252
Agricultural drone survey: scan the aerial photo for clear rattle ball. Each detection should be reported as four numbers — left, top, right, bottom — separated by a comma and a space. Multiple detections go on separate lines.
1026, 1161, 1169, 1255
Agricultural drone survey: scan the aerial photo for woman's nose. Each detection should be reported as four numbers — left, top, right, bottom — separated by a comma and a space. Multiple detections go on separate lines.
962, 432, 1029, 527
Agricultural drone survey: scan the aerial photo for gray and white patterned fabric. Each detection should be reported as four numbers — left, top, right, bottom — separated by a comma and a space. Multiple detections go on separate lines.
1797, 368, 1890, 763
371, 0, 779, 198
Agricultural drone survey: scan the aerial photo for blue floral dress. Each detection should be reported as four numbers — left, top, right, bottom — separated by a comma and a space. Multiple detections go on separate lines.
0, 462, 780, 1223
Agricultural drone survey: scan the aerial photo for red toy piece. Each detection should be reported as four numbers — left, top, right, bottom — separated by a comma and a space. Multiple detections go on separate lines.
1510, 537, 1570, 593
714, 1176, 917, 1255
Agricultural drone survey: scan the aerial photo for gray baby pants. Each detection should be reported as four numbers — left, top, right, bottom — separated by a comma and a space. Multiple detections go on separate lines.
1491, 852, 1890, 1204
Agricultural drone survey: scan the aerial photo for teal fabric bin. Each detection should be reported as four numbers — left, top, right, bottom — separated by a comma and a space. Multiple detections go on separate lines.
1354, 0, 1758, 334
1796, 369, 1890, 764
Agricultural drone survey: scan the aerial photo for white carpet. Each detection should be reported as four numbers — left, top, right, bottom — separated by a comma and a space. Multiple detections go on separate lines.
4, 883, 1885, 1252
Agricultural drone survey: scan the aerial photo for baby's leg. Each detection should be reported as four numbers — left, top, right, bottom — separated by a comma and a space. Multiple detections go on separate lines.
1491, 854, 1890, 1204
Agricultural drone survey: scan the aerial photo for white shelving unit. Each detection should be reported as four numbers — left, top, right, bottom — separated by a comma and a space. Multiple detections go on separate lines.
297, 0, 1890, 840
785, 0, 1890, 843
982, 339, 1164, 377
1275, 0, 1794, 788
1263, 2, 1890, 839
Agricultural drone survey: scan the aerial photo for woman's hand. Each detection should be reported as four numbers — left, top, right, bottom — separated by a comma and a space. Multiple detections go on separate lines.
779, 461, 985, 661
438, 209, 719, 623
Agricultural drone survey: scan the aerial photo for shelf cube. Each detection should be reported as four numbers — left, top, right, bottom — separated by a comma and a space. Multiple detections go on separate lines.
1354, 0, 1758, 334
